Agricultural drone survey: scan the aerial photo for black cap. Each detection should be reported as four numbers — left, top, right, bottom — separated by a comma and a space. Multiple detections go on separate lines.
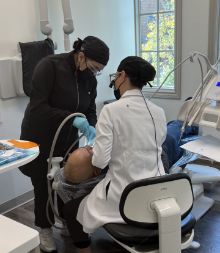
117, 56, 156, 88
73, 36, 109, 65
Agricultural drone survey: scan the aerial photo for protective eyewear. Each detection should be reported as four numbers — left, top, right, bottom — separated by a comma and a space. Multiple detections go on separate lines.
86, 60, 103, 76
109, 72, 121, 82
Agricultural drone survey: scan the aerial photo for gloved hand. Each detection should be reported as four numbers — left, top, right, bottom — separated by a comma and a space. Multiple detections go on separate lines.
87, 125, 96, 146
72, 116, 89, 133
72, 116, 96, 146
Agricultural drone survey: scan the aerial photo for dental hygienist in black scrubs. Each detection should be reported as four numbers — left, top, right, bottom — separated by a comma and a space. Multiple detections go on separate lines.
19, 36, 109, 252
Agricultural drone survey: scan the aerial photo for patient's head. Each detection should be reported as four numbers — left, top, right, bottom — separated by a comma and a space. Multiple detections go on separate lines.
64, 146, 98, 184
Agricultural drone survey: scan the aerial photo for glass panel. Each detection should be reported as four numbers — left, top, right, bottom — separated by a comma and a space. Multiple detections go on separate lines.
159, 13, 175, 50
159, 51, 175, 89
137, 0, 178, 93
142, 52, 158, 87
159, 0, 175, 11
140, 15, 157, 51
140, 0, 157, 14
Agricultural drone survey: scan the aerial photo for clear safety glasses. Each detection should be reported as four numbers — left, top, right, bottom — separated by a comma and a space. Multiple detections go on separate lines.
109, 72, 121, 82
86, 60, 103, 76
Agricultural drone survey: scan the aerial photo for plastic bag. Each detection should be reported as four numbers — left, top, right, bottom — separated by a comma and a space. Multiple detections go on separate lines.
54, 168, 105, 203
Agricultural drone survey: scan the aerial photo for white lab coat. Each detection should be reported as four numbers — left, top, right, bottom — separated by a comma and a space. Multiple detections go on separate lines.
77, 89, 167, 233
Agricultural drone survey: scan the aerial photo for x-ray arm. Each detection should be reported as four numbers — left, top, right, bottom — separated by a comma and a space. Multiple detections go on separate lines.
39, 0, 53, 36
61, 0, 74, 51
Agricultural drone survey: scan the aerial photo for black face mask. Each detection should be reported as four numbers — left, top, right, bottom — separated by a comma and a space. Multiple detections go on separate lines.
114, 88, 121, 100
109, 80, 121, 100
77, 68, 93, 81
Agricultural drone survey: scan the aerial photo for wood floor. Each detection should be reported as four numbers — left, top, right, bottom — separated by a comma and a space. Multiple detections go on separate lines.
4, 190, 220, 253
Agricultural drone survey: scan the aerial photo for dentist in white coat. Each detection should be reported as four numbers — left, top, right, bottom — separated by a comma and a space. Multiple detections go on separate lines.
64, 56, 167, 253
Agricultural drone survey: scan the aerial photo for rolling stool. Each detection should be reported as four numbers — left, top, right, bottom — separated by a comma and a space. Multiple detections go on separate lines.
0, 215, 40, 253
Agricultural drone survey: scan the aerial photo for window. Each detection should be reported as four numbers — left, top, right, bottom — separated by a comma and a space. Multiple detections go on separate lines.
135, 0, 182, 98
208, 0, 220, 71
218, 11, 220, 74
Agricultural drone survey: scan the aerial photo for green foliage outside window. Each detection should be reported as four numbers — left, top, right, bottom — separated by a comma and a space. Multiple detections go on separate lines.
139, 0, 175, 89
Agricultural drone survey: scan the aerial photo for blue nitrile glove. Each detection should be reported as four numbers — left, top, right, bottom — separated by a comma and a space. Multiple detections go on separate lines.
87, 125, 96, 146
72, 116, 89, 133
72, 117, 96, 146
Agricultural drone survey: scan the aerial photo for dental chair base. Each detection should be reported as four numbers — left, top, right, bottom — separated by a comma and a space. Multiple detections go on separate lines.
183, 164, 220, 220
192, 190, 214, 220
104, 174, 197, 253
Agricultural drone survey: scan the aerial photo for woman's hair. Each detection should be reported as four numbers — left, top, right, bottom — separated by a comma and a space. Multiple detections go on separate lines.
117, 56, 156, 89
73, 38, 84, 52
73, 36, 109, 65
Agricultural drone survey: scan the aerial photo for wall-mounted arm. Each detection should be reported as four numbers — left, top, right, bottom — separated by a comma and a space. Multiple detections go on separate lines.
61, 0, 74, 51
39, 0, 53, 36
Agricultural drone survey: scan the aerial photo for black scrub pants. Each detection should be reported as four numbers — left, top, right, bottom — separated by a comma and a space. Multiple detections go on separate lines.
20, 125, 79, 229
63, 197, 91, 248
31, 171, 64, 228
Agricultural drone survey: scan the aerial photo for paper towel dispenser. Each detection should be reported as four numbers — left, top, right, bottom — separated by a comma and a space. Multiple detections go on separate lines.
0, 56, 23, 99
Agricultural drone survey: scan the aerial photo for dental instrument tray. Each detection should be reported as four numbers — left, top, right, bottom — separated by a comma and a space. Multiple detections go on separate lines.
0, 141, 37, 166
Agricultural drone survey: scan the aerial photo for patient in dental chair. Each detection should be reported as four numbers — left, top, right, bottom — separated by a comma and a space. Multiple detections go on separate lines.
64, 146, 101, 184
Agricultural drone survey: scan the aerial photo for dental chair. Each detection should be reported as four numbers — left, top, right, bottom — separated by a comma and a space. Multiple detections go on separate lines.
162, 120, 220, 221
104, 173, 196, 253
168, 147, 220, 221
170, 155, 220, 221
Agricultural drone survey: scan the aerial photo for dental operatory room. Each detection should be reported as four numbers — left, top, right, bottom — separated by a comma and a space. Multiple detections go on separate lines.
1, 0, 220, 253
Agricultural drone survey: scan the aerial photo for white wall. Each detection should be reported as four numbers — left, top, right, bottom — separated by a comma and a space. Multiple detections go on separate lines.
0, 0, 211, 207
0, 0, 40, 205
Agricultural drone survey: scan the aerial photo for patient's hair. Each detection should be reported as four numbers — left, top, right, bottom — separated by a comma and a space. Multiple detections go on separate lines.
64, 147, 99, 184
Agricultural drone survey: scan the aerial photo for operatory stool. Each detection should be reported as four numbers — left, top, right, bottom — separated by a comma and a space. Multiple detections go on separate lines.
0, 215, 40, 253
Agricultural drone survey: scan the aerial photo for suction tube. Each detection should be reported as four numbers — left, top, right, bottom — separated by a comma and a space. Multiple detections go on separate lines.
46, 112, 85, 225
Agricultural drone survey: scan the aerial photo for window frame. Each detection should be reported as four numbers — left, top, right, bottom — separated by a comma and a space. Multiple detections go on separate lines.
134, 0, 182, 99
208, 0, 220, 66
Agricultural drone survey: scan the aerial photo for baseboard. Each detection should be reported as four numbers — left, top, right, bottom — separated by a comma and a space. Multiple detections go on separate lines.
0, 190, 34, 214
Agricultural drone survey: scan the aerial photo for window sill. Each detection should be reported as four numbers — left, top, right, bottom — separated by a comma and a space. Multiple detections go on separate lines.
143, 88, 181, 99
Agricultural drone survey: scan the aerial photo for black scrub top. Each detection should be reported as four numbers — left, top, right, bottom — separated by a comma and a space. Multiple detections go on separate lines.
20, 51, 97, 177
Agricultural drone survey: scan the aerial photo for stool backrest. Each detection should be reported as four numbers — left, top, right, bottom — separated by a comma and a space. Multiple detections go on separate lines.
119, 173, 193, 228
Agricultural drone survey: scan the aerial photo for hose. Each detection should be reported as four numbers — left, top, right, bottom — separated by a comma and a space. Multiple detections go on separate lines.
46, 112, 86, 227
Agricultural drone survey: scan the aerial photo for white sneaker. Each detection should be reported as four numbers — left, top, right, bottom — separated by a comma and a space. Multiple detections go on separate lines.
39, 228, 56, 252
